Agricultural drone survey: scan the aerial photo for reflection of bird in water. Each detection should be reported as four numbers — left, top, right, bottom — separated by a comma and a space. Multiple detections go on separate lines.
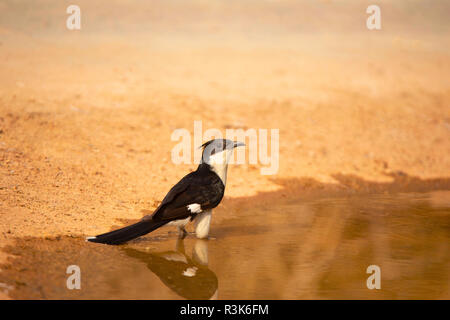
124, 239, 218, 300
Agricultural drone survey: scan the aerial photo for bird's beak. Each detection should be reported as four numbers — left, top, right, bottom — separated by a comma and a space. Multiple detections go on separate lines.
233, 141, 245, 148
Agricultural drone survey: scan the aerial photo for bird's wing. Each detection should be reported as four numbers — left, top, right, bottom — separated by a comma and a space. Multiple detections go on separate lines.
150, 171, 224, 222
158, 173, 195, 207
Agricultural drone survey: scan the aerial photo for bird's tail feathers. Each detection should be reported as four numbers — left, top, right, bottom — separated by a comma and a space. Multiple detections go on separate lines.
87, 219, 166, 245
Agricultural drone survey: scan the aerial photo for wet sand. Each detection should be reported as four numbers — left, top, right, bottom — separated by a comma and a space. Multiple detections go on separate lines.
0, 1, 449, 299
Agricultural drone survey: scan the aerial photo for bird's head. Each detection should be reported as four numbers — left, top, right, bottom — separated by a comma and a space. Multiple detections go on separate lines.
200, 139, 245, 166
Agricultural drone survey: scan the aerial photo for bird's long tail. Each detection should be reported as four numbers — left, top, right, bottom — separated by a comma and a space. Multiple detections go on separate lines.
86, 219, 167, 245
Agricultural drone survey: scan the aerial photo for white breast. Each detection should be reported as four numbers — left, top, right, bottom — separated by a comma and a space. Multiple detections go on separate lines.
207, 149, 233, 185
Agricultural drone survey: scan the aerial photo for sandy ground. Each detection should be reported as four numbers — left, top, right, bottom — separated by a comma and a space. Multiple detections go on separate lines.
0, 1, 449, 299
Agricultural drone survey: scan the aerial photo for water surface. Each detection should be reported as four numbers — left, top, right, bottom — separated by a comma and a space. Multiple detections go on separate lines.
1, 191, 449, 299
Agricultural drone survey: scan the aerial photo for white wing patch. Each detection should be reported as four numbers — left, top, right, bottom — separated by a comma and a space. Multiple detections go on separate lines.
187, 203, 202, 214
182, 267, 198, 277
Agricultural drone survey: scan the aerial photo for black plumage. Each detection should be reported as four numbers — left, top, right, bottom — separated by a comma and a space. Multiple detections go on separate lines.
87, 139, 243, 245
150, 163, 225, 223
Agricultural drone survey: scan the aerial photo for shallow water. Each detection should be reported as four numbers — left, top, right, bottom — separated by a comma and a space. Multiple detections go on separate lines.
1, 191, 449, 299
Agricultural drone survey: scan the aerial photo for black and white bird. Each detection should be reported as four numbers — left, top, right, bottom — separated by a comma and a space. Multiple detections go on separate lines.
87, 139, 245, 245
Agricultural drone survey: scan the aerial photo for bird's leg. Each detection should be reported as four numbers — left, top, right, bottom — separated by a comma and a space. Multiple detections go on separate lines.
177, 226, 188, 239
